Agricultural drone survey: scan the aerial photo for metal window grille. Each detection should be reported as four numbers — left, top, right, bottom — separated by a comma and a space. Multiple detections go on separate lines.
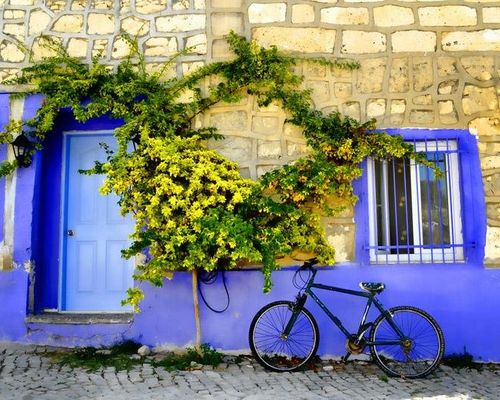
367, 139, 464, 264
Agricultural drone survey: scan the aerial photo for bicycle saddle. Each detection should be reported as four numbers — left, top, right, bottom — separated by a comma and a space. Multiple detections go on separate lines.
359, 282, 385, 294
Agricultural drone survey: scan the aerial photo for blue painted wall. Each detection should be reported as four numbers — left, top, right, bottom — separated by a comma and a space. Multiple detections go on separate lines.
0, 101, 498, 361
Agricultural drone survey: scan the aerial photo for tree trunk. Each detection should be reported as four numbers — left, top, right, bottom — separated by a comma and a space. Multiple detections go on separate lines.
192, 269, 202, 352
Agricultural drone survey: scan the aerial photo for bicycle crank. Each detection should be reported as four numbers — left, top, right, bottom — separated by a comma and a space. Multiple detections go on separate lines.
345, 336, 366, 354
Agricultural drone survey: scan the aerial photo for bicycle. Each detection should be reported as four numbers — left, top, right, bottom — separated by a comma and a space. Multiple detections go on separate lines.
249, 258, 445, 378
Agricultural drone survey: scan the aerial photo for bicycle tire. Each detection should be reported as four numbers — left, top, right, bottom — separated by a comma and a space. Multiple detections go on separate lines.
369, 306, 444, 378
249, 301, 319, 372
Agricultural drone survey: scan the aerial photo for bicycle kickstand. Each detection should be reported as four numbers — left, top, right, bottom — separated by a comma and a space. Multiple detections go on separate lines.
341, 352, 351, 363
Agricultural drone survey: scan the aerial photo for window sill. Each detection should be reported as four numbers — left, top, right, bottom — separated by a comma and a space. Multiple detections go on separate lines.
26, 312, 133, 325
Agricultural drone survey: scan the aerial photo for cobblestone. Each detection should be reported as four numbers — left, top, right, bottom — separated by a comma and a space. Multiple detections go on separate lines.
1, 344, 499, 399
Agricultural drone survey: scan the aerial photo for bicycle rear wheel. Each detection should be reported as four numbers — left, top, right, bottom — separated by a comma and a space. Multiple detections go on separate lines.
249, 301, 319, 372
369, 306, 444, 378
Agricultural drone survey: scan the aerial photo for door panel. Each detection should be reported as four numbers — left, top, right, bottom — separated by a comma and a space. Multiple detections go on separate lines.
63, 134, 134, 311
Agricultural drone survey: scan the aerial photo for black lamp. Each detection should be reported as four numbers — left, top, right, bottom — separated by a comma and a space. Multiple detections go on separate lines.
11, 133, 34, 167
131, 133, 140, 151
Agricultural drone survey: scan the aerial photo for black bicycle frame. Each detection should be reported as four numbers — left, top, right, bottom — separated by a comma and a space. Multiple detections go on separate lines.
284, 268, 405, 346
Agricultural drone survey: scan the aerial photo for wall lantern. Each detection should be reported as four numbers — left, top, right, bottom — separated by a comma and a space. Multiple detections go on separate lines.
131, 133, 140, 151
11, 133, 34, 167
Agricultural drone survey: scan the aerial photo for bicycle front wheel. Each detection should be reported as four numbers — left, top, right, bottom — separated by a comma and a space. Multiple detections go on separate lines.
369, 306, 444, 378
249, 301, 319, 372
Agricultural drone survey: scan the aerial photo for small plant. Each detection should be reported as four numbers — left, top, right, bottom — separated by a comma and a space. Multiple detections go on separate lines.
153, 343, 223, 371
48, 340, 142, 372
442, 348, 480, 370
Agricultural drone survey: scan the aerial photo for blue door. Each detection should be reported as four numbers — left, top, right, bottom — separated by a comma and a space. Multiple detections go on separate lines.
62, 133, 134, 311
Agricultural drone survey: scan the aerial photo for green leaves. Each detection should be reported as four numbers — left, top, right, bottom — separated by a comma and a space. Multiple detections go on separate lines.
0, 32, 428, 310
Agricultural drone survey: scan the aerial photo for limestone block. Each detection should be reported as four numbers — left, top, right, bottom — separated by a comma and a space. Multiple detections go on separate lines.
88, 14, 115, 34
373, 5, 414, 27
469, 117, 500, 137
121, 16, 150, 36
53, 15, 84, 33
321, 7, 369, 25
32, 36, 63, 60
72, 0, 86, 10
157, 15, 206, 33
211, 0, 243, 8
0, 68, 20, 82
482, 156, 500, 171
413, 94, 433, 105
409, 109, 434, 124
92, 39, 108, 57
438, 80, 459, 95
461, 56, 495, 81
3, 24, 24, 38
173, 0, 190, 10
485, 173, 500, 196
182, 61, 204, 76
462, 85, 498, 115
258, 140, 282, 159
144, 38, 178, 57
442, 30, 500, 52
10, 0, 34, 4
412, 57, 433, 91
248, 3, 286, 24
252, 116, 280, 135
45, 0, 65, 11
135, 0, 166, 14
0, 42, 25, 62
392, 30, 436, 53
418, 6, 477, 26
210, 111, 247, 131
342, 101, 360, 120
479, 142, 500, 156
211, 13, 244, 36
29, 10, 52, 36
67, 38, 88, 58
304, 64, 327, 78
389, 58, 409, 93
257, 165, 280, 178
391, 99, 406, 114
252, 27, 336, 53
287, 141, 308, 157
111, 37, 131, 59
437, 57, 458, 77
283, 123, 303, 138
341, 31, 386, 54
322, 105, 339, 114
194, 0, 205, 9
186, 34, 207, 54
306, 80, 330, 103
92, 0, 113, 9
208, 137, 252, 162
366, 99, 386, 119
483, 7, 500, 23
211, 39, 231, 58
239, 167, 251, 178
4, 10, 25, 19
292, 5, 315, 23
325, 223, 354, 262
356, 58, 386, 94
438, 100, 458, 124
334, 83, 352, 99
485, 226, 500, 264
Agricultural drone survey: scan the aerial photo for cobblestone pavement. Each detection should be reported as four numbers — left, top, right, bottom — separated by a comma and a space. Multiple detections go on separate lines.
1, 344, 499, 400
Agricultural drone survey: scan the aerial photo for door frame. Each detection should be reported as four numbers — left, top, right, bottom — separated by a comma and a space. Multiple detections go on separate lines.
58, 130, 118, 311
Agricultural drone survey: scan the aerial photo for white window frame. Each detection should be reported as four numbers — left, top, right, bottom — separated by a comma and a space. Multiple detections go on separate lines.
367, 140, 464, 264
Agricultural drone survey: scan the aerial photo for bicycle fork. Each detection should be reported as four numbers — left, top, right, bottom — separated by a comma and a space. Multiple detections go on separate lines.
282, 293, 308, 339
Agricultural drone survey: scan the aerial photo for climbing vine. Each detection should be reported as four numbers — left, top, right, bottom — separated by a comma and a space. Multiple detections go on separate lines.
0, 33, 430, 310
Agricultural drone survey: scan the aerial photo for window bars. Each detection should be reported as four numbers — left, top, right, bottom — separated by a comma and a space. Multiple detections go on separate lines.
367, 139, 464, 264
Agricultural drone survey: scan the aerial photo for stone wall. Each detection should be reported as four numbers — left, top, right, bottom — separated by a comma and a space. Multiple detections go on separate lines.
0, 0, 498, 264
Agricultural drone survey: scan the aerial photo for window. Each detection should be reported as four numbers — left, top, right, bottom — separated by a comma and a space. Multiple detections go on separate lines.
367, 139, 464, 264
